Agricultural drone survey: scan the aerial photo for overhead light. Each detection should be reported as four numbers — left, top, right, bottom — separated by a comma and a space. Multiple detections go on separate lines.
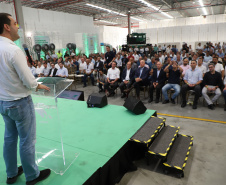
161, 12, 173, 18
86, 3, 126, 16
199, 0, 207, 15
138, 0, 159, 11
137, 0, 173, 19
26, 32, 32, 37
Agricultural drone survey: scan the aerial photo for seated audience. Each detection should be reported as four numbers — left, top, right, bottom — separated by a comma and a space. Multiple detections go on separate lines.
56, 62, 68, 78
43, 62, 50, 77
129, 58, 138, 70
162, 61, 183, 104
202, 63, 224, 110
79, 58, 86, 74
149, 62, 167, 103
48, 63, 58, 77
181, 60, 203, 109
126, 60, 149, 99
83, 59, 94, 87
104, 61, 120, 97
180, 58, 190, 78
27, 62, 36, 77
51, 51, 58, 59
210, 57, 224, 79
71, 56, 79, 74
36, 61, 44, 77
197, 58, 207, 77
97, 69, 107, 92
119, 62, 135, 98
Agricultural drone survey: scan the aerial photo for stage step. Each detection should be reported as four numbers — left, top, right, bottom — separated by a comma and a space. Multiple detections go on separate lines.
130, 116, 166, 146
163, 134, 193, 178
148, 125, 180, 158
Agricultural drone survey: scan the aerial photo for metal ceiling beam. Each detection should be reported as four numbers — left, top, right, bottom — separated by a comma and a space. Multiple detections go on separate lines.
162, 0, 185, 17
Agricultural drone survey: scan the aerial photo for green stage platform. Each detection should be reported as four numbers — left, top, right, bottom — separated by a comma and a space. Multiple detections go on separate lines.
0, 98, 156, 185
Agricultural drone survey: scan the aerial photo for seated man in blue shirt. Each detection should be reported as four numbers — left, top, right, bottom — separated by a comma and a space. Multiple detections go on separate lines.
56, 62, 68, 78
162, 61, 183, 104
181, 60, 203, 109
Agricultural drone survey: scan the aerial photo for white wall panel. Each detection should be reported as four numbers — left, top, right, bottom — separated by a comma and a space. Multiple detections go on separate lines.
208, 24, 217, 41
165, 27, 174, 43
158, 28, 165, 43
150, 28, 158, 44
173, 27, 181, 42
190, 26, 199, 42
217, 23, 226, 41
199, 25, 208, 41
181, 26, 191, 42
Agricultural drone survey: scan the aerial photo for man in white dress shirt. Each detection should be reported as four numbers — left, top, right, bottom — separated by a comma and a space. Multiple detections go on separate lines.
79, 57, 86, 74
27, 61, 36, 77
83, 59, 94, 87
36, 61, 44, 77
56, 62, 68, 77
51, 51, 58, 59
104, 61, 120, 97
43, 62, 50, 77
0, 13, 51, 184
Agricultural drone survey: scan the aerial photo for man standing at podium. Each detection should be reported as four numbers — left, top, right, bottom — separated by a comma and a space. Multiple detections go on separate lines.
0, 13, 51, 184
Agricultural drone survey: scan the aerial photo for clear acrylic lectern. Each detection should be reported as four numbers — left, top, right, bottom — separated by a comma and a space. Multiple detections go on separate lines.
31, 77, 79, 175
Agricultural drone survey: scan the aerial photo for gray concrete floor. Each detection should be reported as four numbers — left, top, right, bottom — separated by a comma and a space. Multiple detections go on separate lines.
72, 83, 226, 185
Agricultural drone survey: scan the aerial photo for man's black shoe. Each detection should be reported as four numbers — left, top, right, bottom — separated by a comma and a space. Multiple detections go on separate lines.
192, 104, 197, 109
208, 104, 215, 110
26, 169, 51, 185
171, 98, 175, 104
148, 98, 153, 103
99, 89, 103, 93
121, 94, 126, 98
108, 92, 115, 97
181, 102, 186, 108
7, 166, 23, 184
162, 100, 169, 104
155, 99, 159, 103
224, 104, 226, 111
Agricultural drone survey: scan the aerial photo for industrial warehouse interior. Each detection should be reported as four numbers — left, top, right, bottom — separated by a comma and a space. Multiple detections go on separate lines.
0, 0, 225, 185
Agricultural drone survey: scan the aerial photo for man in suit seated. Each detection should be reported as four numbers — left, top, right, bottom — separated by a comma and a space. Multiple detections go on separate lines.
94, 56, 104, 72
125, 60, 149, 99
48, 63, 58, 77
119, 61, 135, 98
149, 61, 167, 103
94, 56, 104, 77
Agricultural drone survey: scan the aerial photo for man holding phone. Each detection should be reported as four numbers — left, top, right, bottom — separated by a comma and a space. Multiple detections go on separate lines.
0, 13, 51, 184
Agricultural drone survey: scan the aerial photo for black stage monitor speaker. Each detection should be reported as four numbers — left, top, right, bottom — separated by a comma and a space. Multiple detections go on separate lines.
123, 97, 147, 115
87, 93, 108, 108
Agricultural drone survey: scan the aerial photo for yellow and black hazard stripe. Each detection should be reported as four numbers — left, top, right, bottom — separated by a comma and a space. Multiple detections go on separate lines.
129, 116, 165, 145
148, 126, 180, 157
163, 135, 194, 171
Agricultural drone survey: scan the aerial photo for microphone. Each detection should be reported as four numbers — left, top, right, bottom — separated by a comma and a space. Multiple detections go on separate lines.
22, 44, 33, 65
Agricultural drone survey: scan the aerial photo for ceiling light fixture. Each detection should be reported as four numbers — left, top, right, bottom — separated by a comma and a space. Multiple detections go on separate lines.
137, 0, 173, 18
87, 3, 145, 22
199, 0, 207, 15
